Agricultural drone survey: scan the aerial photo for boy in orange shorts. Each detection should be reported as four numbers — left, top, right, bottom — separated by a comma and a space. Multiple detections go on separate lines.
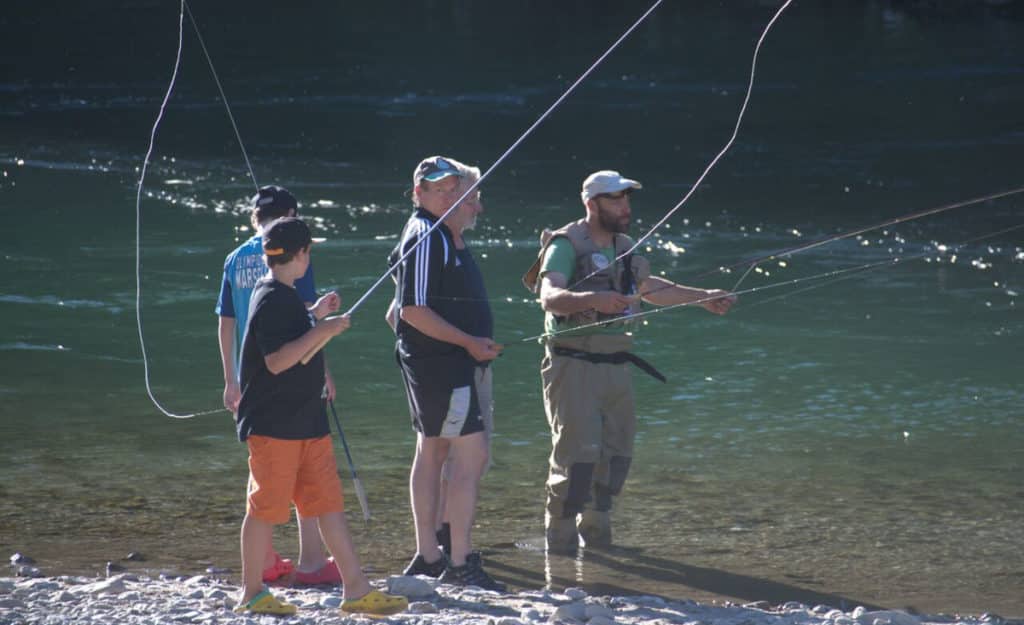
233, 216, 407, 616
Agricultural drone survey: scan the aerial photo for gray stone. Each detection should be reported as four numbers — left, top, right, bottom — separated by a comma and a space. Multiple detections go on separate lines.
782, 601, 808, 612
588, 617, 616, 625
0, 598, 25, 609
496, 619, 526, 625
186, 589, 205, 599
15, 565, 43, 578
386, 574, 436, 599
408, 601, 439, 614
55, 590, 78, 602
860, 610, 921, 625
852, 607, 868, 619
585, 604, 616, 620
319, 595, 343, 608
522, 608, 542, 621
551, 601, 587, 622
77, 575, 127, 595
207, 589, 229, 600
565, 587, 588, 600
17, 579, 59, 592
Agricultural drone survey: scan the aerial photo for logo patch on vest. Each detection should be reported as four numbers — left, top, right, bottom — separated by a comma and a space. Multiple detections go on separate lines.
591, 252, 610, 270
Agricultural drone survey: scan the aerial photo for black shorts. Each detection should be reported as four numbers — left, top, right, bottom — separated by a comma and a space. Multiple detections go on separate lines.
398, 352, 486, 438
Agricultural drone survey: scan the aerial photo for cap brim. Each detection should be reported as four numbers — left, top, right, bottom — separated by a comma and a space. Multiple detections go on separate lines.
421, 170, 463, 182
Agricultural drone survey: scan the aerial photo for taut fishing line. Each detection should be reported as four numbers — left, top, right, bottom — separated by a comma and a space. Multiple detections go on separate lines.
183, 0, 259, 193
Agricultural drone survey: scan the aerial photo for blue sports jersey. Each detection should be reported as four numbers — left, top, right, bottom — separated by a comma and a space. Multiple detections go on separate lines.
216, 234, 316, 375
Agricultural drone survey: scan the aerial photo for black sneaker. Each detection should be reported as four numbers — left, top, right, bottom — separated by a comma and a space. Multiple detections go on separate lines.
435, 523, 452, 555
438, 552, 506, 592
403, 552, 446, 577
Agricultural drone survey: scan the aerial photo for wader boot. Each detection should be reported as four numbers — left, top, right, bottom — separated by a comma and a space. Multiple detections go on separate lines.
578, 476, 623, 548
577, 509, 612, 548
545, 511, 579, 555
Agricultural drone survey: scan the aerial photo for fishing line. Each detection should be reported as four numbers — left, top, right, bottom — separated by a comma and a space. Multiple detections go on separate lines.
567, 0, 796, 291
715, 185, 1024, 292
521, 220, 1024, 344
386, 186, 1024, 308
636, 185, 1024, 302
136, 1, 273, 418
342, 0, 667, 318
737, 221, 1024, 312
136, 0, 222, 418
183, 0, 259, 192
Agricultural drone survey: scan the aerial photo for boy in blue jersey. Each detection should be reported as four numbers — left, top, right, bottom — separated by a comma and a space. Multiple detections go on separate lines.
215, 185, 342, 586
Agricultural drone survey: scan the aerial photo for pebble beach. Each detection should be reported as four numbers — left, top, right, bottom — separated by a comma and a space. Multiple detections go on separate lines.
2, 571, 1019, 625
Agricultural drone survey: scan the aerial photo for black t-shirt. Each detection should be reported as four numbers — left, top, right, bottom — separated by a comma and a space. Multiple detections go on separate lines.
236, 277, 328, 442
389, 208, 493, 360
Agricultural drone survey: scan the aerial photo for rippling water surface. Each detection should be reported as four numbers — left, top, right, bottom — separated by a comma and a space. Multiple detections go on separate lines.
1, 2, 1022, 617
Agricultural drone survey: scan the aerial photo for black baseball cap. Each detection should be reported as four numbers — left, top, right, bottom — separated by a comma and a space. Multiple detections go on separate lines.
262, 217, 313, 257
252, 185, 298, 221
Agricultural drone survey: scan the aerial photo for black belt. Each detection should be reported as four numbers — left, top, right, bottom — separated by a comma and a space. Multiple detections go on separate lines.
551, 346, 666, 383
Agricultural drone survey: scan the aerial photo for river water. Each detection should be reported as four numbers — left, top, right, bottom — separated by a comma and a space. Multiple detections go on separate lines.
1, 1, 1021, 617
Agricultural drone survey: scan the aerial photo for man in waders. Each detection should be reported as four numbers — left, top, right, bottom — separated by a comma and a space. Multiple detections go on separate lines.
523, 170, 736, 554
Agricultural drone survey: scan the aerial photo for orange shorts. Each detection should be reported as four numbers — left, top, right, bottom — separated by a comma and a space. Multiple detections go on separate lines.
245, 434, 345, 524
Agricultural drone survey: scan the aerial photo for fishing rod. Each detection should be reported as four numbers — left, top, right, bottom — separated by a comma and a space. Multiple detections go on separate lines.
328, 399, 371, 521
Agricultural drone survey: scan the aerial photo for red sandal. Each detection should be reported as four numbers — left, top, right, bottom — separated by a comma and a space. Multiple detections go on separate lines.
261, 552, 294, 583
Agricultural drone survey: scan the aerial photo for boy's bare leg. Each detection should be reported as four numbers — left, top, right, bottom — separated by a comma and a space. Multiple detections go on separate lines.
241, 513, 274, 603
410, 434, 450, 562
262, 539, 277, 571
444, 431, 488, 566
295, 515, 329, 572
316, 511, 371, 600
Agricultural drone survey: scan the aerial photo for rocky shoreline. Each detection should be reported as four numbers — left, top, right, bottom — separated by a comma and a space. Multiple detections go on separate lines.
2, 572, 1020, 625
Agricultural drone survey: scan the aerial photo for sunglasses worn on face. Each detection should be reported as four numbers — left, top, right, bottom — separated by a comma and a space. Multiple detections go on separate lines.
598, 189, 632, 200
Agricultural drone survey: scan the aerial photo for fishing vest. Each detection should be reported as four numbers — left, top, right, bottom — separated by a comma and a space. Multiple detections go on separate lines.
522, 218, 651, 332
